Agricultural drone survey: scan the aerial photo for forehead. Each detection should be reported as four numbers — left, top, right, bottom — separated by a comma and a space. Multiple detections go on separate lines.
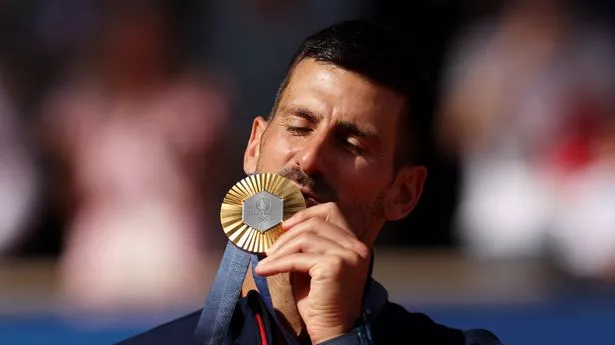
277, 59, 406, 138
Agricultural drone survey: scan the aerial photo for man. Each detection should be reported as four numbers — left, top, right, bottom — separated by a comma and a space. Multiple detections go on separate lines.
117, 20, 502, 345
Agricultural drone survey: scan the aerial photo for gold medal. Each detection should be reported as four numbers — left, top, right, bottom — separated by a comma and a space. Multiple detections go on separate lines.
220, 173, 306, 254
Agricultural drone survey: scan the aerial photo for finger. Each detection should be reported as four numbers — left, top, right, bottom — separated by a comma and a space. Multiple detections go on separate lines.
265, 232, 351, 262
283, 202, 351, 232
268, 218, 358, 255
255, 253, 320, 276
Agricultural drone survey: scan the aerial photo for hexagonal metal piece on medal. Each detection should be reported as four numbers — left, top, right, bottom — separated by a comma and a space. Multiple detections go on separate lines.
220, 173, 306, 254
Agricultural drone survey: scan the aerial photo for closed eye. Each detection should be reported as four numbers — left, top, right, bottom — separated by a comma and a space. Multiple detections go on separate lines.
287, 126, 312, 135
340, 137, 366, 155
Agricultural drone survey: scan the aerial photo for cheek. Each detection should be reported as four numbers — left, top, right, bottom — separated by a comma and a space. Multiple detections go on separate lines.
259, 133, 296, 169
337, 165, 391, 202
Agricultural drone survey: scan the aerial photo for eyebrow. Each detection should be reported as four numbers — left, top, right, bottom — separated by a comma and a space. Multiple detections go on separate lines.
279, 105, 321, 124
336, 121, 376, 139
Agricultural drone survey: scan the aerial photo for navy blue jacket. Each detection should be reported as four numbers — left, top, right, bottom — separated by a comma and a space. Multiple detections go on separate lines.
116, 302, 501, 345
115, 242, 503, 345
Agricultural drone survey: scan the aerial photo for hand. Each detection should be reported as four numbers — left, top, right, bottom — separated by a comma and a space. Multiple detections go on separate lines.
255, 202, 371, 344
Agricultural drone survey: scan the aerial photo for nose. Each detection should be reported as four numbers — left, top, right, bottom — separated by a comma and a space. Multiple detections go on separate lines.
295, 132, 330, 176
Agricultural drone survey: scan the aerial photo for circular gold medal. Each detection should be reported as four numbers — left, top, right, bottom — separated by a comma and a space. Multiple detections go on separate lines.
220, 173, 306, 254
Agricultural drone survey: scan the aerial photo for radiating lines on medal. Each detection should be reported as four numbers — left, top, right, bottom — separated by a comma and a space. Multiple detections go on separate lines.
220, 173, 306, 253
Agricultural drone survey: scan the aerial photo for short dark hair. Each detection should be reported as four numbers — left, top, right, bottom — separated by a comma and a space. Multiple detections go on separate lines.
270, 20, 433, 168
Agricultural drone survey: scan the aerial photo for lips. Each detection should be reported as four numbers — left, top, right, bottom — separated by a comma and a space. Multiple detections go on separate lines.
304, 196, 320, 207
296, 186, 321, 207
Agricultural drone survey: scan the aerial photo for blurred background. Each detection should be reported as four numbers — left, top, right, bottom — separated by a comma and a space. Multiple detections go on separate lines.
0, 0, 614, 344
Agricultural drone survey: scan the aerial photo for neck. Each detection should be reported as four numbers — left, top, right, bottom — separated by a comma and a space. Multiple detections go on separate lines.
241, 265, 259, 297
241, 268, 306, 340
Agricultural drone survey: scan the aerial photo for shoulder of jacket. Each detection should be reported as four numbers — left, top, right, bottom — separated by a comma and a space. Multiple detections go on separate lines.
464, 329, 504, 345
114, 309, 202, 345
372, 302, 503, 345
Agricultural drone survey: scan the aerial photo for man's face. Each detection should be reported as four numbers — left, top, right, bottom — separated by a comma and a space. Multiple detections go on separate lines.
244, 58, 424, 244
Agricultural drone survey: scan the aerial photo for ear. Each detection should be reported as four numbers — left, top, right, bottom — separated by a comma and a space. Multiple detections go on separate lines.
383, 166, 427, 221
243, 116, 268, 174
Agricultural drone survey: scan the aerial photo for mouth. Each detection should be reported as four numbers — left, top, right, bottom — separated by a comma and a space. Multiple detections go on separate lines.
303, 195, 320, 207
296, 186, 321, 208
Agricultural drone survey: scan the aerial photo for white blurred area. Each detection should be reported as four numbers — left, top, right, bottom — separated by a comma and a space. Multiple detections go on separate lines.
36, 1, 232, 312
438, 0, 615, 282
0, 78, 40, 254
